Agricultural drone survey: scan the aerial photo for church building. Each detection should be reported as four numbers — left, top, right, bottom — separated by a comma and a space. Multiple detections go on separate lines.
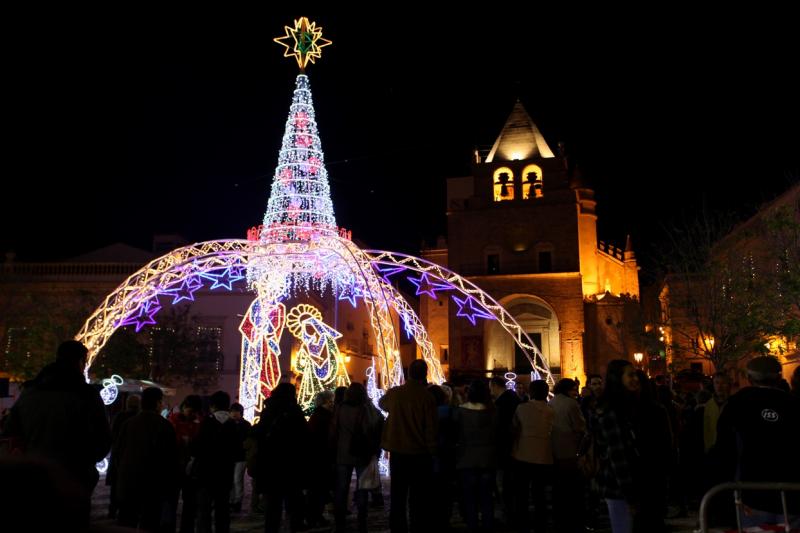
421, 102, 641, 383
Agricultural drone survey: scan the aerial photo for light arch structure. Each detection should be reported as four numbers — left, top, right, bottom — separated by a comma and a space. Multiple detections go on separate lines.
74, 237, 449, 420
363, 250, 553, 385
76, 27, 553, 424
76, 242, 553, 418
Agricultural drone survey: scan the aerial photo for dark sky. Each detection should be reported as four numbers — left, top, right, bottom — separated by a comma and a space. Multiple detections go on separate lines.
4, 12, 798, 271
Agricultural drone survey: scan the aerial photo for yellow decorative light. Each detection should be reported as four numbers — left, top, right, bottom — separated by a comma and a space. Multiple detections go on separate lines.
286, 303, 350, 408
274, 17, 332, 70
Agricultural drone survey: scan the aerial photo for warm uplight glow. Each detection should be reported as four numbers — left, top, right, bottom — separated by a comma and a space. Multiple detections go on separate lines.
699, 334, 715, 352
493, 167, 515, 202
764, 336, 791, 356
274, 17, 332, 70
633, 352, 643, 364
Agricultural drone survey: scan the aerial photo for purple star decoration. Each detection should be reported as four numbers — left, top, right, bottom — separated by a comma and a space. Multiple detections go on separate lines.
374, 265, 406, 284
408, 272, 451, 299
338, 283, 362, 308
120, 299, 162, 332
163, 276, 203, 304
452, 295, 495, 326
201, 267, 245, 290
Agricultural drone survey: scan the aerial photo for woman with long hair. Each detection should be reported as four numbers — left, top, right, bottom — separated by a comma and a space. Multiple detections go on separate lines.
332, 382, 383, 533
594, 360, 640, 533
453, 378, 496, 533
550, 377, 587, 533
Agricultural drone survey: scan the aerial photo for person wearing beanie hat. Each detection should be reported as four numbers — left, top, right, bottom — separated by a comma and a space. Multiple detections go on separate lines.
714, 356, 800, 528
745, 356, 783, 385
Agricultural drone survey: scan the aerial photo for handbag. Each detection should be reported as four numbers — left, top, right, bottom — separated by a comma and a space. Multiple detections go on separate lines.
357, 456, 381, 490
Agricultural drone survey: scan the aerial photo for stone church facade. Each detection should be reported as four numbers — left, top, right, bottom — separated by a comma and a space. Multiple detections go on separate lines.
421, 102, 641, 383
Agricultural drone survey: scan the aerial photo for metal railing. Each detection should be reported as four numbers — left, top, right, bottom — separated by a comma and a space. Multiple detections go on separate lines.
698, 481, 800, 533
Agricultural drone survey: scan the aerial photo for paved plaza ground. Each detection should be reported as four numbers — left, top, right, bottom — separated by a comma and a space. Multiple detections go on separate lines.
90, 472, 704, 532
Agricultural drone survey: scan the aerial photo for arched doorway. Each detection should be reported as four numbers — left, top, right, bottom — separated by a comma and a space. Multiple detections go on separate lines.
485, 294, 560, 377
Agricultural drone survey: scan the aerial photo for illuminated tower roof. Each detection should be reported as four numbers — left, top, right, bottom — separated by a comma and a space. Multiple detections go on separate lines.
485, 101, 555, 162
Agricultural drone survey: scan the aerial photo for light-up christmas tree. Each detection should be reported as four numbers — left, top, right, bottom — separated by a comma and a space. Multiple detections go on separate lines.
260, 74, 337, 242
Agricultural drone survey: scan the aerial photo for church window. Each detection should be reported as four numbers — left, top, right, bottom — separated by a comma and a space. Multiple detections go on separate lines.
538, 251, 552, 273
522, 164, 543, 199
487, 254, 500, 274
493, 167, 515, 201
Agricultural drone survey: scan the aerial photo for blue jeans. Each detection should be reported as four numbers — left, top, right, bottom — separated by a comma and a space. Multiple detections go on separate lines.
605, 499, 632, 533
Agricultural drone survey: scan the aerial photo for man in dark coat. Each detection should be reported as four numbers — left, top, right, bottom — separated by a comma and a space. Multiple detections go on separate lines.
5, 340, 111, 498
254, 383, 310, 533
192, 390, 240, 533
489, 376, 521, 525
306, 390, 335, 527
108, 394, 141, 518
113, 386, 178, 532
714, 356, 800, 528
228, 402, 252, 514
379, 359, 438, 533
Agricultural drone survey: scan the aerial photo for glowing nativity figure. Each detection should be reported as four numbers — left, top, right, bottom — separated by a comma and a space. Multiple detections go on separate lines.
286, 303, 350, 409
239, 298, 287, 418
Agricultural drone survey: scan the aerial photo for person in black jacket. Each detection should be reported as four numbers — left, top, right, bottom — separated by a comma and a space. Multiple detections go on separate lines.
307, 390, 335, 528
333, 382, 384, 533
228, 402, 251, 514
192, 390, 239, 533
107, 394, 141, 519
714, 356, 800, 529
113, 387, 178, 532
454, 379, 496, 533
5, 340, 111, 524
254, 383, 310, 533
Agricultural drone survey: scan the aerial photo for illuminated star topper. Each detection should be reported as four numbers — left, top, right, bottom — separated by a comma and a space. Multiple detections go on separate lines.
274, 17, 332, 70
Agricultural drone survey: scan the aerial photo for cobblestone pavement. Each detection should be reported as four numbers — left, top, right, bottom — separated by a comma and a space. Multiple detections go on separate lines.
91, 473, 702, 532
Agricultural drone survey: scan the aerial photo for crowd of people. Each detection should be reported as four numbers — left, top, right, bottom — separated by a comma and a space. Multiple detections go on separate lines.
1, 340, 799, 533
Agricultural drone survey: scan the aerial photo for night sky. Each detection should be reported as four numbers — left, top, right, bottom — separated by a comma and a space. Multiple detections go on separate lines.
5, 12, 798, 275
